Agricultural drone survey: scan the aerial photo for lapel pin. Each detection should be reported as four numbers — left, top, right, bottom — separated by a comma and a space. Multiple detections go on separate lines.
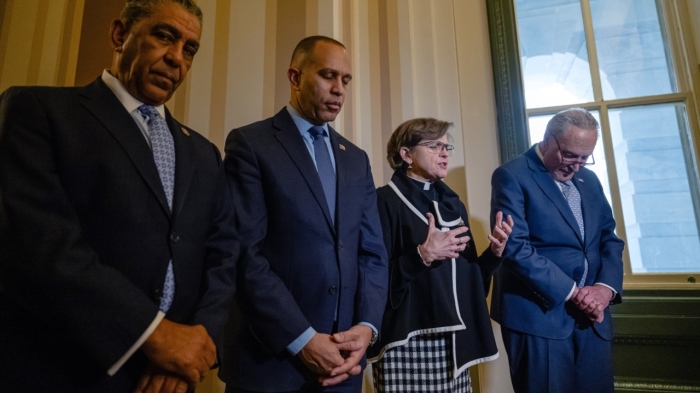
339, 144, 346, 151
577, 178, 584, 183
181, 127, 190, 137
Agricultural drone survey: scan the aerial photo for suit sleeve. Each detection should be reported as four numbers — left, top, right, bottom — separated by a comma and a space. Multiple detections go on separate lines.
190, 143, 238, 351
224, 129, 312, 354
352, 155, 388, 329
0, 88, 159, 370
590, 175, 624, 304
490, 166, 576, 309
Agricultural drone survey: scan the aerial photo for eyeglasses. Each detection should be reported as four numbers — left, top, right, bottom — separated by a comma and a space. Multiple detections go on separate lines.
551, 135, 595, 167
416, 141, 455, 155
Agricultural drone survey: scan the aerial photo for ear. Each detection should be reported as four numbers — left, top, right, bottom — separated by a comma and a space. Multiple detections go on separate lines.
109, 18, 128, 52
399, 146, 412, 166
539, 133, 551, 153
287, 68, 301, 91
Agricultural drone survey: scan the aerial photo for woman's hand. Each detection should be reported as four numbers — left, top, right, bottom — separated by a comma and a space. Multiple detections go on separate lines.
489, 211, 514, 257
418, 213, 469, 265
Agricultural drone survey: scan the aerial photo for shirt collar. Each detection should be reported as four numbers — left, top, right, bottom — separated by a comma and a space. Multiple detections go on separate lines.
536, 142, 567, 189
286, 103, 328, 137
535, 142, 545, 163
101, 70, 165, 119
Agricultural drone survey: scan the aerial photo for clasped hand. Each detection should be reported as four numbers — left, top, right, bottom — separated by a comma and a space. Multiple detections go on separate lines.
136, 319, 216, 393
571, 285, 614, 323
298, 325, 373, 387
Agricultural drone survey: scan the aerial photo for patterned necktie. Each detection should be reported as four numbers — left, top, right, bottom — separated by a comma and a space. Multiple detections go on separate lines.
138, 105, 176, 311
562, 180, 588, 287
309, 126, 336, 223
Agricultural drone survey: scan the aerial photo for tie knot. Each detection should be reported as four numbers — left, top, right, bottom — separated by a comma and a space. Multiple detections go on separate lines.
309, 126, 326, 139
138, 104, 159, 121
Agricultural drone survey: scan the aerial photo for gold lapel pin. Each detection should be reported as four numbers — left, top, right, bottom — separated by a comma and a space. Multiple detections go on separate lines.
181, 127, 190, 137
339, 144, 346, 150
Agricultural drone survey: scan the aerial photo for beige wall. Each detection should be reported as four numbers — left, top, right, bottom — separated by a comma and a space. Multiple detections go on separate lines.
0, 0, 508, 392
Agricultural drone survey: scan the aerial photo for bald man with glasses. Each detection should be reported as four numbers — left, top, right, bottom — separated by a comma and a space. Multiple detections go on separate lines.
489, 107, 624, 393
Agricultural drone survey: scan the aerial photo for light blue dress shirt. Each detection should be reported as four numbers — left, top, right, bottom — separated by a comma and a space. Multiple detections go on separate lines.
284, 104, 377, 355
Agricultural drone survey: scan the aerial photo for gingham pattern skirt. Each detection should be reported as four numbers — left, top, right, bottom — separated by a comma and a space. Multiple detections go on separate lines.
372, 333, 472, 393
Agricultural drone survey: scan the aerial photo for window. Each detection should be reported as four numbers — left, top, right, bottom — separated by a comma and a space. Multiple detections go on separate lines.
488, 0, 700, 286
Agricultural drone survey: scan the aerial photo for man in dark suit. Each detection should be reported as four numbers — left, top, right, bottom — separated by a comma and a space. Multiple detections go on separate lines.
0, 1, 237, 392
221, 36, 388, 392
490, 108, 625, 393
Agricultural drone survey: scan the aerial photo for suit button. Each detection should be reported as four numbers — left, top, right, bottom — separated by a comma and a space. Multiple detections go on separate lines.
329, 286, 337, 295
170, 233, 180, 243
154, 288, 162, 300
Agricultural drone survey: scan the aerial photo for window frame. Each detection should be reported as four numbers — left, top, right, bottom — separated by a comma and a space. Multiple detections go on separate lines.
486, 0, 700, 288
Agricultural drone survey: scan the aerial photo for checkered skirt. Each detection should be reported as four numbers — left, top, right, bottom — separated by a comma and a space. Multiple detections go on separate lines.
372, 333, 472, 393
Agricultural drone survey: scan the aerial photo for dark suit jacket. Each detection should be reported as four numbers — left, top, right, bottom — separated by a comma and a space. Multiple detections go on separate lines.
220, 108, 388, 391
0, 78, 237, 392
490, 146, 624, 340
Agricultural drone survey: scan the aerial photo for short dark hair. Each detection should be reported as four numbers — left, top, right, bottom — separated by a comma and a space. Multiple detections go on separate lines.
386, 118, 453, 170
545, 107, 599, 138
290, 36, 345, 69
120, 0, 203, 31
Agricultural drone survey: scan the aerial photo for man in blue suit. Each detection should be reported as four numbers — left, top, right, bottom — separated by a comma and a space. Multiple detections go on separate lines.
490, 108, 624, 393
221, 36, 388, 392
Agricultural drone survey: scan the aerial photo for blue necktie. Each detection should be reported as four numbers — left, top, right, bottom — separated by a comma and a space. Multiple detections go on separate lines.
138, 105, 176, 312
309, 126, 336, 223
562, 180, 588, 287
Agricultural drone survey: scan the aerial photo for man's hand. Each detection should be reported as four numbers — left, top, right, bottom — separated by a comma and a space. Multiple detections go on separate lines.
133, 364, 190, 393
140, 319, 216, 385
318, 325, 373, 387
298, 333, 346, 378
571, 285, 613, 323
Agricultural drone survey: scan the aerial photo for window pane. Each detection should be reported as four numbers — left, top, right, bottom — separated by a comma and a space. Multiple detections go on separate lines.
527, 111, 612, 204
610, 103, 700, 273
590, 0, 676, 100
515, 0, 593, 108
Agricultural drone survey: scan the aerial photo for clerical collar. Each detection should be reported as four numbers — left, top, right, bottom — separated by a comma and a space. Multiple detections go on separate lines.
406, 174, 438, 201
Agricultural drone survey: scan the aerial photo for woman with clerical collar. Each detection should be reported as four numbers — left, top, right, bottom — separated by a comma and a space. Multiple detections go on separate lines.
368, 118, 514, 393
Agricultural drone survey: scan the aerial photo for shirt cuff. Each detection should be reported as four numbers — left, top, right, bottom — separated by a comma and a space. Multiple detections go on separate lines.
358, 321, 378, 336
107, 311, 165, 376
564, 283, 577, 302
287, 327, 316, 356
594, 282, 617, 299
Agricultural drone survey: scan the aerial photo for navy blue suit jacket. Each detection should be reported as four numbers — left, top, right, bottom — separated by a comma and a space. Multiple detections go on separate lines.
221, 108, 388, 391
0, 79, 237, 391
490, 146, 624, 340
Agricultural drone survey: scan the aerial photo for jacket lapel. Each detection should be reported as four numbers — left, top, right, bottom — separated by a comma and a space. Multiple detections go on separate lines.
526, 147, 583, 243
166, 108, 194, 221
330, 128, 352, 233
78, 78, 171, 217
272, 110, 335, 232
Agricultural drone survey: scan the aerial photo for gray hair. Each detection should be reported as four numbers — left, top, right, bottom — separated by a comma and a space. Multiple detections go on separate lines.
120, 0, 203, 31
545, 107, 599, 138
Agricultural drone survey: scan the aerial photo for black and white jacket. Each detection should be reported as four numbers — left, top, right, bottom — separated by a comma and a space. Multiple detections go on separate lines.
368, 169, 501, 377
